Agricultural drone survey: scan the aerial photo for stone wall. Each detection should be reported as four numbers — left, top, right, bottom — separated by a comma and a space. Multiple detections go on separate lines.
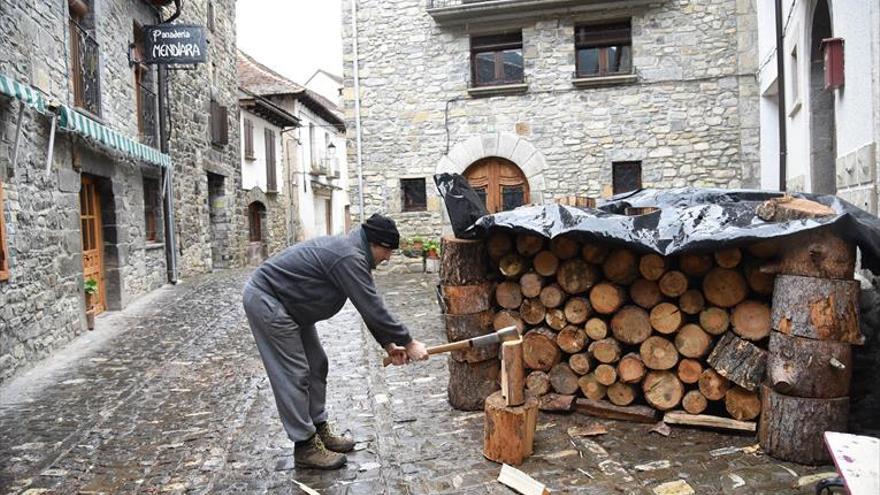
342, 0, 759, 237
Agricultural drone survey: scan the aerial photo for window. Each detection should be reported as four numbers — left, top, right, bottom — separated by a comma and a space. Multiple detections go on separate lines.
575, 21, 632, 78
243, 118, 255, 159
0, 180, 9, 282
69, 0, 101, 115
207, 1, 215, 32
401, 178, 427, 212
133, 23, 157, 146
612, 161, 642, 194
248, 202, 264, 242
464, 157, 529, 213
470, 32, 524, 87
309, 123, 317, 171
143, 178, 160, 242
789, 45, 800, 111
265, 128, 277, 192
210, 99, 228, 146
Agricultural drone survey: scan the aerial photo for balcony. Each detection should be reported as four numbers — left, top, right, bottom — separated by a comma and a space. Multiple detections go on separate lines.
71, 20, 101, 117
426, 0, 656, 25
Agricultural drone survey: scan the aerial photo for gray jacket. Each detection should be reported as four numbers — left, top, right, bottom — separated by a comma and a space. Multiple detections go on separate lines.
248, 227, 412, 347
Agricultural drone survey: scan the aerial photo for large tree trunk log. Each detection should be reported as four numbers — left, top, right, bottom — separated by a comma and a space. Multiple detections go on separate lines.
499, 254, 528, 279
677, 358, 703, 384
771, 227, 856, 279
650, 302, 683, 334
771, 274, 862, 344
659, 270, 689, 297
607, 382, 637, 406
557, 259, 600, 295
617, 353, 646, 383
544, 308, 567, 330
675, 323, 712, 359
640, 336, 680, 370
551, 235, 579, 260
581, 243, 610, 264
759, 385, 849, 465
589, 338, 622, 364
563, 297, 592, 325
522, 327, 562, 371
448, 357, 500, 411
445, 310, 494, 341
493, 310, 525, 334
549, 363, 580, 395
496, 281, 523, 310
698, 368, 731, 400
699, 306, 730, 335
440, 236, 487, 285
487, 231, 513, 260
682, 390, 708, 415
630, 279, 663, 309
731, 300, 771, 341
483, 391, 539, 465
525, 370, 551, 395
678, 289, 705, 315
519, 298, 546, 325
679, 253, 714, 277
557, 325, 587, 354
594, 364, 618, 386
519, 272, 544, 298
767, 331, 853, 398
642, 370, 684, 411
590, 283, 626, 314
714, 247, 742, 269
501, 340, 526, 407
577, 373, 607, 400
575, 398, 658, 423
516, 233, 545, 257
533, 251, 559, 277
703, 268, 748, 308
569, 352, 592, 375
584, 317, 609, 340
603, 249, 639, 285
441, 282, 494, 315
724, 386, 761, 421
639, 254, 668, 281
611, 305, 652, 344
539, 283, 566, 309
706, 332, 767, 391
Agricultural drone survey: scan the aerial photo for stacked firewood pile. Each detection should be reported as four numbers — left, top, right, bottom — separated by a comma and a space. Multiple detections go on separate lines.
481, 229, 778, 422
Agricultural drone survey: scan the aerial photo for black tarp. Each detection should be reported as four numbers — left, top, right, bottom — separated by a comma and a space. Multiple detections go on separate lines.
434, 173, 880, 275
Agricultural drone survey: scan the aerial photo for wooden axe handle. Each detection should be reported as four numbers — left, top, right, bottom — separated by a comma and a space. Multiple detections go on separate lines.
382, 340, 471, 367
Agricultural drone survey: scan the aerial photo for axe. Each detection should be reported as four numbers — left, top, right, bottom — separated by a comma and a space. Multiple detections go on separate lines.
382, 326, 520, 367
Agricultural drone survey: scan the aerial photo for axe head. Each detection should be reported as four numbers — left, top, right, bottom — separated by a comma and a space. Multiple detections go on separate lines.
469, 326, 521, 348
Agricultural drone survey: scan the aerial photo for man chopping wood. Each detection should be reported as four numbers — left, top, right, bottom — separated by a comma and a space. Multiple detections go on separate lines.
242, 213, 429, 470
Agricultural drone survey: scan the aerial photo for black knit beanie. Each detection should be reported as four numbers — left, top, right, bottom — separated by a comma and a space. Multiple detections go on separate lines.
362, 213, 400, 249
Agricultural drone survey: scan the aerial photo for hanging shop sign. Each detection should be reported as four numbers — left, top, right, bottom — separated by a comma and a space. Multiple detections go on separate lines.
143, 24, 207, 65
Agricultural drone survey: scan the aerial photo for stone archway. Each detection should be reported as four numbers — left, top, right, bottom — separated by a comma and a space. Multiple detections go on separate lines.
809, 0, 835, 194
436, 133, 547, 205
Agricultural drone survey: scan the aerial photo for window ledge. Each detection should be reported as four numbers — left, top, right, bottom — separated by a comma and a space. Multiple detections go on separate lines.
467, 83, 529, 98
572, 74, 638, 88
145, 242, 165, 250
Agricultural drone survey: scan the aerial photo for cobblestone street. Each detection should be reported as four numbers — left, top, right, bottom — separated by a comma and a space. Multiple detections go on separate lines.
1, 269, 834, 495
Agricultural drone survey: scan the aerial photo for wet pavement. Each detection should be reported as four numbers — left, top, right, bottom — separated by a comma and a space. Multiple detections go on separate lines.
0, 269, 836, 494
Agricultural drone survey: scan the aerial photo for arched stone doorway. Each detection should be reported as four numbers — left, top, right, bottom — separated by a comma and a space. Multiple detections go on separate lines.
464, 157, 530, 213
247, 201, 268, 265
809, 0, 835, 194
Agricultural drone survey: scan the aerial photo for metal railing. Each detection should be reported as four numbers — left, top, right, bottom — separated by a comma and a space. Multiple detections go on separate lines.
137, 82, 158, 147
71, 20, 101, 116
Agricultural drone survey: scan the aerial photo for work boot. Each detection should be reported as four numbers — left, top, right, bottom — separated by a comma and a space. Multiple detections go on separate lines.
315, 421, 356, 453
294, 434, 347, 470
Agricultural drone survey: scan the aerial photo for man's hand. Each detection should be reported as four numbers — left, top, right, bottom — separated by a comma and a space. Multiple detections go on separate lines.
404, 340, 429, 362
384, 343, 410, 366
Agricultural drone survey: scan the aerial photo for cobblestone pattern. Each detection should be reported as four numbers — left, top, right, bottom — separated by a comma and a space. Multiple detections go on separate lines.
0, 269, 833, 495
342, 0, 760, 234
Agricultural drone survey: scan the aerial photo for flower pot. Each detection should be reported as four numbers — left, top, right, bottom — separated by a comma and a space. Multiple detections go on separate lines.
427, 250, 439, 260
86, 311, 95, 330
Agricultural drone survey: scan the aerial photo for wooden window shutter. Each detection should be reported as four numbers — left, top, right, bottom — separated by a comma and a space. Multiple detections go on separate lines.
244, 118, 254, 158
265, 128, 277, 192
211, 100, 228, 146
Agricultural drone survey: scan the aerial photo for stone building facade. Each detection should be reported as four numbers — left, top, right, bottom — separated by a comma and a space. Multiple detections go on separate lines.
342, 0, 759, 238
0, 0, 242, 382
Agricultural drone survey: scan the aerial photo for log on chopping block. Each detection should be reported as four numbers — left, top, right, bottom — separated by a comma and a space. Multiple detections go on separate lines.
522, 327, 562, 371
640, 336, 679, 370
765, 227, 856, 279
630, 279, 663, 309
617, 353, 646, 383
679, 252, 714, 277
664, 411, 756, 432
706, 332, 767, 391
386, 326, 520, 367
678, 289, 705, 315
440, 236, 487, 285
771, 274, 862, 344
584, 317, 609, 340
698, 368, 731, 401
487, 231, 513, 260
516, 233, 545, 257
556, 325, 587, 354
582, 243, 610, 264
539, 283, 566, 309
767, 331, 852, 398
519, 272, 544, 298
494, 310, 525, 334
549, 362, 580, 395
551, 235, 579, 260
483, 390, 539, 465
724, 386, 761, 421
448, 357, 500, 411
607, 381, 637, 406
519, 298, 546, 325
525, 370, 551, 395
759, 385, 849, 465
557, 259, 599, 294
575, 398, 658, 423
699, 306, 730, 335
675, 323, 712, 359
590, 282, 626, 314
533, 250, 559, 277
658, 270, 688, 298
603, 248, 640, 285
441, 282, 494, 315
682, 390, 708, 415
714, 247, 742, 269
611, 305, 652, 344
539, 393, 576, 412
577, 373, 607, 400
568, 352, 592, 375
677, 358, 703, 384
642, 370, 684, 411
650, 302, 683, 335
501, 339, 525, 407
496, 281, 523, 310
563, 297, 592, 325
639, 253, 668, 281
499, 253, 528, 279
731, 300, 771, 341
703, 268, 748, 308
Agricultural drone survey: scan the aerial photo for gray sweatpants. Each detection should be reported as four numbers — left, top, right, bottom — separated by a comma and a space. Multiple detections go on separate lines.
243, 283, 328, 442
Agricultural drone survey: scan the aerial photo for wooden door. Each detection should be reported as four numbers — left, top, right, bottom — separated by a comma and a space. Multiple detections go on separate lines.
80, 176, 105, 314
463, 157, 530, 213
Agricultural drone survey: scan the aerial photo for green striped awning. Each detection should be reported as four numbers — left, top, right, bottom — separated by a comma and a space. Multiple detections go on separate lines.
0, 73, 171, 168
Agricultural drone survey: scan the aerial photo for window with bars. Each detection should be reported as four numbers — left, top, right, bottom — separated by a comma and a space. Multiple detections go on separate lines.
69, 0, 101, 116
243, 118, 255, 159
133, 22, 157, 147
210, 99, 228, 146
265, 128, 277, 192
575, 21, 632, 78
612, 161, 642, 194
401, 178, 427, 212
470, 32, 524, 87
0, 180, 9, 282
143, 177, 160, 242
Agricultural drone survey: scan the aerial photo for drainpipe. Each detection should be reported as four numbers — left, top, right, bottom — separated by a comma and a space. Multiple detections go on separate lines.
351, 0, 365, 222
158, 62, 178, 283
775, 0, 788, 192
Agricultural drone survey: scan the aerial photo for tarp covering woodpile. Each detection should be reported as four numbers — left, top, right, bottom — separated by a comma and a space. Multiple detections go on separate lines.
434, 173, 880, 275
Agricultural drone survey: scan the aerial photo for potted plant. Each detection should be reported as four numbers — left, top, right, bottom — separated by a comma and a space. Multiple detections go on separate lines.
410, 236, 425, 253
84, 278, 98, 330
424, 239, 440, 260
